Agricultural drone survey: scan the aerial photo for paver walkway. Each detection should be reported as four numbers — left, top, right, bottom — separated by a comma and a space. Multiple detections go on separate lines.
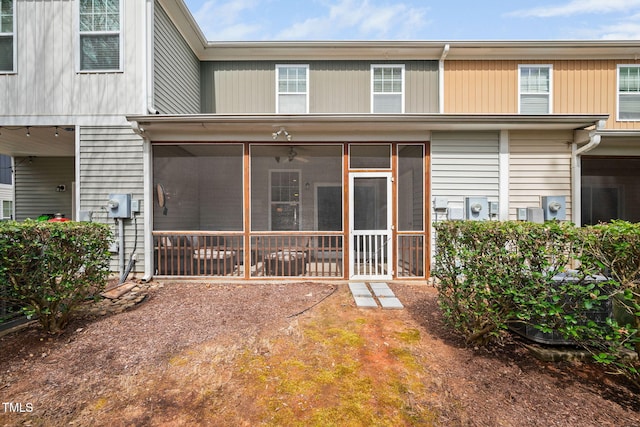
348, 282, 403, 309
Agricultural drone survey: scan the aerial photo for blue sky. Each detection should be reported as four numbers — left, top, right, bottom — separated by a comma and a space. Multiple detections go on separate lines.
182, 0, 640, 41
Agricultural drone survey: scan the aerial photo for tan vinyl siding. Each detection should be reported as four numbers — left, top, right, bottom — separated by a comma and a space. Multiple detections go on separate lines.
508, 130, 573, 220
444, 59, 640, 130
201, 62, 274, 113
445, 60, 518, 113
201, 60, 439, 114
154, 1, 200, 114
14, 157, 74, 221
79, 126, 145, 273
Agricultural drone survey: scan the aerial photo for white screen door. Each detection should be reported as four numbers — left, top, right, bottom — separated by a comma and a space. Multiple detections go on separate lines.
349, 172, 393, 280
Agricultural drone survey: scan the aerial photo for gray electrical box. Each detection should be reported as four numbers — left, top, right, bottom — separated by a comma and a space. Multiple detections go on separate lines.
517, 208, 528, 221
542, 196, 566, 221
107, 193, 132, 219
433, 196, 448, 211
465, 197, 489, 221
448, 207, 464, 220
527, 207, 544, 224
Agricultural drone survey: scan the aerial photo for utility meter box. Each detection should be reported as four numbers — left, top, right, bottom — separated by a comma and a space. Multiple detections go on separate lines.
542, 196, 566, 221
465, 197, 489, 221
107, 193, 132, 219
527, 207, 545, 224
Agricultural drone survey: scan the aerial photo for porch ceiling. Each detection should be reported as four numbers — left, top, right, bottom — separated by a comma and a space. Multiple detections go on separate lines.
0, 126, 75, 157
127, 114, 608, 142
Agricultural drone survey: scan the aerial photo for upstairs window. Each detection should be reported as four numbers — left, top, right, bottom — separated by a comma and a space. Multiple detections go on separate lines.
371, 65, 404, 113
618, 65, 640, 121
276, 65, 308, 113
0, 0, 14, 73
79, 0, 121, 71
519, 65, 552, 114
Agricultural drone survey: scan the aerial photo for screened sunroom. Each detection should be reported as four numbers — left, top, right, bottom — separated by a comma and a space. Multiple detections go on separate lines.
151, 142, 427, 280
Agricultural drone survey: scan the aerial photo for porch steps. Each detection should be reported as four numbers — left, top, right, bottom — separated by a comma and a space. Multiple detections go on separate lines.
348, 282, 403, 309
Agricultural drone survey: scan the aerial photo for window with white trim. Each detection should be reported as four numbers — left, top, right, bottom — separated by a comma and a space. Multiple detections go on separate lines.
0, 0, 14, 73
371, 65, 404, 113
79, 0, 121, 71
276, 65, 308, 113
270, 170, 301, 230
519, 65, 552, 114
618, 65, 640, 121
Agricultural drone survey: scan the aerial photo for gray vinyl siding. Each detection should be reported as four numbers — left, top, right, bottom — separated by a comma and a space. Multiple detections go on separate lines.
0, 0, 146, 117
79, 126, 145, 273
201, 60, 439, 114
14, 157, 74, 221
430, 131, 500, 219
509, 130, 573, 220
154, 1, 200, 114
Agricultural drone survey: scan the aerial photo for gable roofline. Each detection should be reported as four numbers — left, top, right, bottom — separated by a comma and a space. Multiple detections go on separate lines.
162, 1, 640, 61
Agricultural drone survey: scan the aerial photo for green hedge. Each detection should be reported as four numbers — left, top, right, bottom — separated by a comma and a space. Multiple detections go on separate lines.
0, 220, 111, 333
433, 220, 639, 386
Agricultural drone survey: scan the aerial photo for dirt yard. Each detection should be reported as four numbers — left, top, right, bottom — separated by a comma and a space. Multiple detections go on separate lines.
0, 281, 639, 426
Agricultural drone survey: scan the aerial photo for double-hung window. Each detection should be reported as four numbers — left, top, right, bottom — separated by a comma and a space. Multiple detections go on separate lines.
270, 170, 301, 230
79, 0, 122, 72
371, 65, 404, 113
618, 65, 640, 121
276, 65, 308, 113
519, 65, 552, 114
0, 0, 14, 73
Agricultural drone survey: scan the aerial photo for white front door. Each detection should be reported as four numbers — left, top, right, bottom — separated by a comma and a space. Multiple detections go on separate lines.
349, 172, 393, 280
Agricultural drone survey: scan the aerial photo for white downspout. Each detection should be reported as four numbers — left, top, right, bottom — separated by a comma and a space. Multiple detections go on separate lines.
439, 44, 450, 113
572, 120, 605, 226
146, 0, 158, 115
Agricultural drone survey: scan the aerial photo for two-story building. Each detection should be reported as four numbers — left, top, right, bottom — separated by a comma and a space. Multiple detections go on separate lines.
0, 0, 638, 283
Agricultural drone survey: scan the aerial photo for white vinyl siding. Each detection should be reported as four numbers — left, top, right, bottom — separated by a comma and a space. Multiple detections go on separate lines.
509, 130, 573, 220
372, 64, 404, 113
276, 64, 308, 114
519, 65, 552, 114
78, 0, 122, 72
618, 65, 640, 121
0, 0, 14, 73
431, 131, 500, 215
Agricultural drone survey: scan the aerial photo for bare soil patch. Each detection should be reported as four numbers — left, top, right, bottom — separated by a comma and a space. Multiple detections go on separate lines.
0, 281, 638, 426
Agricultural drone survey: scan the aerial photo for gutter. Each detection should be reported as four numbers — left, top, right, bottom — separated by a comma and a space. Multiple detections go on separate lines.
571, 120, 606, 226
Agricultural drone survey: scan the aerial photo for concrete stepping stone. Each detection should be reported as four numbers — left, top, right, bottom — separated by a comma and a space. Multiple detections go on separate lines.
370, 282, 404, 309
349, 282, 378, 308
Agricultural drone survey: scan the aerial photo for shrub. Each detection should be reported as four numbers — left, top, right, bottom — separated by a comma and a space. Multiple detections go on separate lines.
433, 219, 639, 388
433, 220, 588, 345
580, 220, 640, 385
0, 220, 111, 333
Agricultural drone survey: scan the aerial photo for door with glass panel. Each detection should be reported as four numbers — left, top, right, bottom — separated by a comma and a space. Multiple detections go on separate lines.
349, 172, 393, 280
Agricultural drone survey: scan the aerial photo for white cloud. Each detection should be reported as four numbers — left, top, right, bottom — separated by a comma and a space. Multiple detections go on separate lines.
193, 0, 265, 40
190, 0, 428, 40
275, 0, 428, 40
508, 0, 640, 18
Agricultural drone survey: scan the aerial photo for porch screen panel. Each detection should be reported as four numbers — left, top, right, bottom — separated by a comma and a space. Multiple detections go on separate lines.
581, 157, 640, 225
251, 145, 343, 231
398, 144, 424, 231
153, 145, 244, 231
349, 144, 391, 169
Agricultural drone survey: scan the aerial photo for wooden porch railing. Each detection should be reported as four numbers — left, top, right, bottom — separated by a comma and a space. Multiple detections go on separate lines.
153, 232, 424, 278
153, 232, 344, 278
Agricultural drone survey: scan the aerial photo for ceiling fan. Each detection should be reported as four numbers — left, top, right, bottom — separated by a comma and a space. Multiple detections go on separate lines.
275, 146, 309, 163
